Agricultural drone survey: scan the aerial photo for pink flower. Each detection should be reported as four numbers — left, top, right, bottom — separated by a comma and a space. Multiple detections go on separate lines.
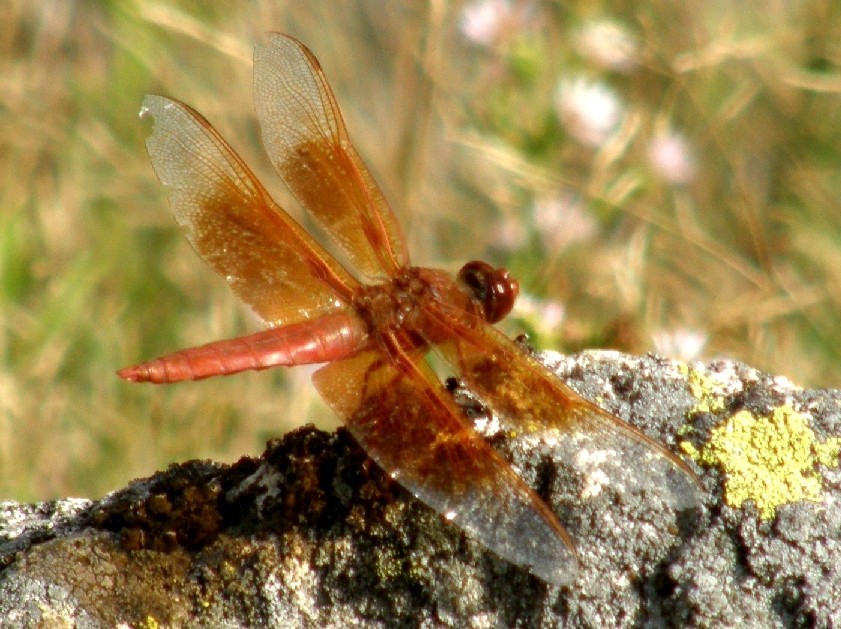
647, 131, 697, 185
459, 0, 514, 47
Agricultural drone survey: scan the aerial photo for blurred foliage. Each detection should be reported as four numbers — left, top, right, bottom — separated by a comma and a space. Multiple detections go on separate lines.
2, 0, 840, 500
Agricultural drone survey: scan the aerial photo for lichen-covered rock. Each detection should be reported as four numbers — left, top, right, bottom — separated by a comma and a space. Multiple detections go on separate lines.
1, 351, 839, 627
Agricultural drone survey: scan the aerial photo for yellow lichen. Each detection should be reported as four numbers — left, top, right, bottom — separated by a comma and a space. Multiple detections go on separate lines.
686, 405, 841, 519
679, 440, 699, 459
678, 363, 731, 414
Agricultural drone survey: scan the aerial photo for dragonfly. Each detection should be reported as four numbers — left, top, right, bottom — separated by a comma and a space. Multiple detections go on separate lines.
119, 33, 702, 586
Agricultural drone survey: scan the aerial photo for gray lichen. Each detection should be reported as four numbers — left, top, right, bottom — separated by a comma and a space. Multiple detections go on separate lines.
1, 351, 839, 628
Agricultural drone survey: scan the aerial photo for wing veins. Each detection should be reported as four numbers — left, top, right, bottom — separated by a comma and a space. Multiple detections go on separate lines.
141, 94, 359, 324
420, 300, 704, 509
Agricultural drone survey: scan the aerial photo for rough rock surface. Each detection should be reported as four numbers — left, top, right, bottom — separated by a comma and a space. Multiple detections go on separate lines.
1, 351, 839, 628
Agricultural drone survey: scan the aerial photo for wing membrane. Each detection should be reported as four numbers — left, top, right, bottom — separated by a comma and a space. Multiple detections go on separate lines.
141, 95, 358, 326
427, 303, 703, 511
253, 33, 408, 281
312, 339, 578, 586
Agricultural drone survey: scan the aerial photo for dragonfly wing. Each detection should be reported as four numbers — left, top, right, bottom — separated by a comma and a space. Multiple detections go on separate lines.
426, 303, 704, 511
253, 33, 409, 280
312, 338, 578, 585
141, 95, 359, 326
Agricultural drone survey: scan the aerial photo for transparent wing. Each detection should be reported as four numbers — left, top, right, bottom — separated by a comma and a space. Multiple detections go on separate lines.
253, 33, 408, 281
141, 95, 359, 326
427, 303, 704, 511
312, 339, 578, 586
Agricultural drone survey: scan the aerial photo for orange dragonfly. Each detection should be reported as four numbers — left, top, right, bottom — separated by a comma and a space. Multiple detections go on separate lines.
120, 33, 702, 586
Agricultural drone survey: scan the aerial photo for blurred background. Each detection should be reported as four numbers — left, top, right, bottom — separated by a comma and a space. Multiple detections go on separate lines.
2, 0, 841, 500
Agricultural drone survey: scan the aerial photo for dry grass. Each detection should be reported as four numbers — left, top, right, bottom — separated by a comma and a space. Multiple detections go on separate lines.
2, 0, 841, 500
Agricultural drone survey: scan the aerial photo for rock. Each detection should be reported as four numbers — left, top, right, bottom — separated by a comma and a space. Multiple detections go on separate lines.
1, 351, 839, 628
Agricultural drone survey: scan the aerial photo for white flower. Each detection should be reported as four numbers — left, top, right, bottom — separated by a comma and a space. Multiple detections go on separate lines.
532, 192, 598, 252
555, 77, 624, 147
651, 328, 708, 361
647, 131, 697, 185
574, 19, 640, 73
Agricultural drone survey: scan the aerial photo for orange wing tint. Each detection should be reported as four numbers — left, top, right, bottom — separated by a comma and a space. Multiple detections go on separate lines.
426, 300, 704, 511
312, 337, 579, 586
253, 34, 408, 281
140, 95, 358, 326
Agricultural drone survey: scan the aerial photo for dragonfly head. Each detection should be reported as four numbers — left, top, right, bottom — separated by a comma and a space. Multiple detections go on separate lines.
457, 260, 519, 324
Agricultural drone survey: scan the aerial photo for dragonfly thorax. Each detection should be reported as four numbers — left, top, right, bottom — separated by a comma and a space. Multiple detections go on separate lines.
352, 267, 444, 336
